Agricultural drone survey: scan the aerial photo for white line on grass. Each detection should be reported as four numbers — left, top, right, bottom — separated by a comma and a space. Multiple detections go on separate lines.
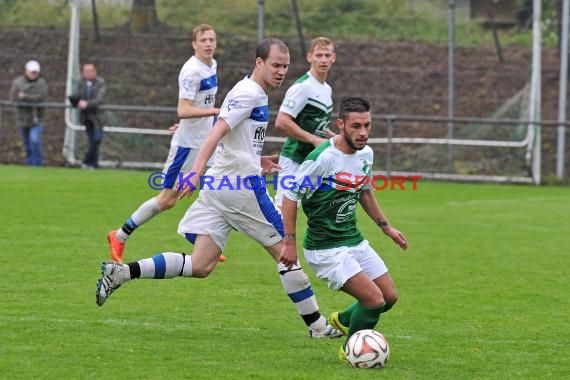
6, 315, 261, 333
445, 197, 553, 206
6, 316, 422, 341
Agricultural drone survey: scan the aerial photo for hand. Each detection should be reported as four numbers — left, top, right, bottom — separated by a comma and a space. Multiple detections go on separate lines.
382, 226, 408, 251
18, 91, 25, 98
178, 186, 194, 200
78, 100, 88, 110
260, 155, 281, 175
177, 170, 199, 199
279, 240, 298, 270
168, 123, 179, 135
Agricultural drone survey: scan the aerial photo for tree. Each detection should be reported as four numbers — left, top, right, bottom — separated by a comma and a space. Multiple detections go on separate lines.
130, 0, 159, 33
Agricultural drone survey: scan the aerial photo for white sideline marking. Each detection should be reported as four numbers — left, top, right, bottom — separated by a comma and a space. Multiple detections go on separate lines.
4, 316, 417, 340
8, 317, 564, 348
6, 315, 261, 333
445, 197, 556, 206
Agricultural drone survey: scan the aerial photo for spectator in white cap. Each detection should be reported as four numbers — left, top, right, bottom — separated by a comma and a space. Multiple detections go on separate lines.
9, 60, 49, 166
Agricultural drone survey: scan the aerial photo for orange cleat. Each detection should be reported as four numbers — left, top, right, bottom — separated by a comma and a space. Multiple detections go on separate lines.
107, 230, 125, 263
218, 254, 227, 262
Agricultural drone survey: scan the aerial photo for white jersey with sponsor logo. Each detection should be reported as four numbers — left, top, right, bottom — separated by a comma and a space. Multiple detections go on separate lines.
173, 55, 218, 148
207, 76, 269, 178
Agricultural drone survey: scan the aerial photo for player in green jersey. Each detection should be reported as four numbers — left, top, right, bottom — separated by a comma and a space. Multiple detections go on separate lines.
279, 96, 408, 360
274, 37, 337, 208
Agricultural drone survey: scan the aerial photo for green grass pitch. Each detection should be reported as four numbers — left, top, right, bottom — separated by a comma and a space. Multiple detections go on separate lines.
1, 165, 568, 379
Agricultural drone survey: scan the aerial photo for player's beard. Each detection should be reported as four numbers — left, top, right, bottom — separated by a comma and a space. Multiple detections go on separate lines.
343, 131, 366, 151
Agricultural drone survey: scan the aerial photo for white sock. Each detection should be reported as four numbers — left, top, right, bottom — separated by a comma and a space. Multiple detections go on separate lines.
277, 262, 323, 329
309, 316, 328, 333
116, 263, 131, 285
137, 252, 192, 279
117, 198, 161, 241
116, 228, 129, 242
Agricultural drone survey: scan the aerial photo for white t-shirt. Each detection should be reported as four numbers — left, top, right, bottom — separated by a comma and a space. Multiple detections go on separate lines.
173, 55, 218, 148
207, 76, 269, 178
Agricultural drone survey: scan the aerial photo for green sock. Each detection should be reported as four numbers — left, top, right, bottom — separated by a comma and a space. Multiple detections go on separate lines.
343, 301, 385, 348
340, 301, 393, 327
338, 301, 358, 327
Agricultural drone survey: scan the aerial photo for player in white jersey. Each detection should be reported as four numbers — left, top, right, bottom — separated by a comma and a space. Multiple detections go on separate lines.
203, 76, 270, 180
96, 38, 343, 339
106, 24, 225, 263
279, 97, 409, 361
274, 37, 337, 208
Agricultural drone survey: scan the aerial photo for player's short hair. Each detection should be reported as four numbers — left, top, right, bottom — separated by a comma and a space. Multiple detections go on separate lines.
309, 37, 334, 53
255, 38, 289, 61
339, 97, 371, 121
192, 24, 215, 41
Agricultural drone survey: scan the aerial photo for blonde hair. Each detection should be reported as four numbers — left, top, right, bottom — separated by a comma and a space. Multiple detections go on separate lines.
192, 24, 215, 41
308, 37, 334, 53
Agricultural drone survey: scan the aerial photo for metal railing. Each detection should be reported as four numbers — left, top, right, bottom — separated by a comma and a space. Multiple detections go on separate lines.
3, 99, 568, 184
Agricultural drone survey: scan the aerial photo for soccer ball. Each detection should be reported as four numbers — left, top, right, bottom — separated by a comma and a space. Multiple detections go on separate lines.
345, 329, 390, 369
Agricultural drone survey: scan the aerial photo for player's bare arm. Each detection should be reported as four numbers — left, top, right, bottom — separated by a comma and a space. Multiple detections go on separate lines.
275, 111, 327, 147
359, 189, 408, 251
178, 118, 230, 199
177, 98, 220, 119
279, 196, 300, 269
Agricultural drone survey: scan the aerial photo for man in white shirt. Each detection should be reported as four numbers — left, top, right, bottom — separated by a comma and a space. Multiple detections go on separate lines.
106, 24, 225, 263
96, 38, 343, 339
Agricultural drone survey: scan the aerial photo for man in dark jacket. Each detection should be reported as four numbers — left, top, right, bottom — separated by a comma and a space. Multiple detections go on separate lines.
71, 62, 107, 169
9, 60, 49, 166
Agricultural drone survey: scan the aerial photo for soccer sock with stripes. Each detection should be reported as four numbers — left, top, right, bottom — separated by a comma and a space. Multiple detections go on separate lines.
277, 262, 327, 331
127, 252, 192, 279
116, 197, 162, 242
344, 301, 385, 347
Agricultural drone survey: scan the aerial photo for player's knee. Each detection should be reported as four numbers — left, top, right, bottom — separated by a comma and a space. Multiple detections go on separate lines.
383, 289, 398, 307
156, 191, 178, 210
190, 264, 214, 278
372, 295, 386, 309
159, 197, 177, 210
362, 288, 385, 309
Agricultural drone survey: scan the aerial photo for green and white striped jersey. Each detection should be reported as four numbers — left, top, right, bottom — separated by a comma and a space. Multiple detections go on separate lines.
286, 138, 374, 250
279, 72, 333, 164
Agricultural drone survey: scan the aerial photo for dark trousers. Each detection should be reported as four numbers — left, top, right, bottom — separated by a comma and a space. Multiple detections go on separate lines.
83, 119, 104, 168
19, 124, 43, 166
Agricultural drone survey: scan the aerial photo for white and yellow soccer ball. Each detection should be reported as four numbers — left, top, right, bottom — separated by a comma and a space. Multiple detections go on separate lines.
345, 329, 390, 369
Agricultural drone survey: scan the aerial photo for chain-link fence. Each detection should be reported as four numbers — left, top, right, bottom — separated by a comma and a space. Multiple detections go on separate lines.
1, 0, 569, 179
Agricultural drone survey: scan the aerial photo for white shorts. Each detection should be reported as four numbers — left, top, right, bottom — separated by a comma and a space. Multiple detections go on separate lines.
304, 240, 388, 291
178, 176, 283, 251
162, 144, 216, 190
274, 155, 300, 207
